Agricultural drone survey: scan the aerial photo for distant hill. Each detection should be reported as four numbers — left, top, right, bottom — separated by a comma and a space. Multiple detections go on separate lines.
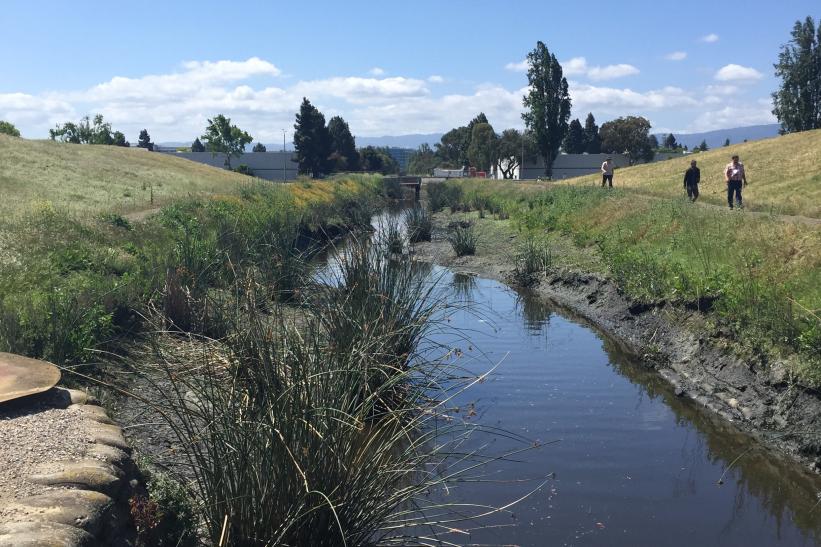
355, 134, 443, 149
656, 124, 780, 150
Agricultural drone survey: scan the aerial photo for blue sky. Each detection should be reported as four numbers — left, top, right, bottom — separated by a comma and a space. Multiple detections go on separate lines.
1, 0, 817, 142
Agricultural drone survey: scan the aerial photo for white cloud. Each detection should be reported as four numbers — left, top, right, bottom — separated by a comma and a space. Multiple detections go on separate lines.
1, 56, 767, 142
689, 105, 776, 131
563, 57, 589, 76
570, 82, 697, 113
664, 51, 687, 61
714, 64, 763, 82
700, 33, 719, 43
0, 92, 75, 134
504, 59, 529, 72
368, 67, 385, 76
587, 64, 640, 81
561, 57, 639, 80
705, 84, 740, 95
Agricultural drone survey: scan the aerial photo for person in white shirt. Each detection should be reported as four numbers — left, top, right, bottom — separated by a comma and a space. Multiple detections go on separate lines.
724, 154, 748, 209
601, 157, 614, 187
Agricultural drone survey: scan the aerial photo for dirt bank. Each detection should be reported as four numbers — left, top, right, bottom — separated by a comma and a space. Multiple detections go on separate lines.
413, 215, 821, 473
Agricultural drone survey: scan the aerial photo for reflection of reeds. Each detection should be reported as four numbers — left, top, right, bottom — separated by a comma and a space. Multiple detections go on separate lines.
451, 272, 478, 304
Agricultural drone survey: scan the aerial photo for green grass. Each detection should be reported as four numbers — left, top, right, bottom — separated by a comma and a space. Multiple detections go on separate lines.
429, 176, 821, 385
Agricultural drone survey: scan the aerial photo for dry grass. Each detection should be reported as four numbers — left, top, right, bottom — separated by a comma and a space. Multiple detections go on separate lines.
0, 135, 251, 221
560, 129, 821, 218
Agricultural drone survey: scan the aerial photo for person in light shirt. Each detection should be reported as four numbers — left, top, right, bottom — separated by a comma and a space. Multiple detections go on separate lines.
601, 157, 614, 187
724, 154, 748, 209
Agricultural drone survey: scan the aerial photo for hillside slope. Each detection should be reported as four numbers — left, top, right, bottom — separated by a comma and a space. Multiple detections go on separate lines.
0, 135, 252, 218
567, 129, 821, 218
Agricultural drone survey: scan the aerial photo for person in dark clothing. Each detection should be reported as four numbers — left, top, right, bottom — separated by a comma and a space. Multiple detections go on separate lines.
683, 159, 700, 202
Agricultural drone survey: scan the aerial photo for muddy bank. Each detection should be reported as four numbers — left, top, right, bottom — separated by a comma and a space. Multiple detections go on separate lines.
412, 219, 821, 473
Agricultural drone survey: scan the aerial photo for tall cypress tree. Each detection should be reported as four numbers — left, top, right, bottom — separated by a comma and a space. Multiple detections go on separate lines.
583, 113, 601, 153
522, 41, 571, 177
293, 98, 332, 177
327, 116, 359, 171
562, 118, 586, 153
772, 16, 821, 133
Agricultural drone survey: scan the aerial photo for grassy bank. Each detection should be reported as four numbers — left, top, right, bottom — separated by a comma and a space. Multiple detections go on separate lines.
427, 178, 821, 385
0, 142, 384, 367
564, 129, 821, 218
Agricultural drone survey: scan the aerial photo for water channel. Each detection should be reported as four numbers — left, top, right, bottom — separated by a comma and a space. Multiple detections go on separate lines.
425, 268, 821, 546
351, 207, 821, 546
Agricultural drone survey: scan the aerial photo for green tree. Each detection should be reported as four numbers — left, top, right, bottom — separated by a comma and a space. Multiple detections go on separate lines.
191, 138, 205, 152
137, 129, 153, 150
359, 146, 398, 174
600, 116, 655, 164
0, 120, 20, 137
407, 143, 438, 175
583, 113, 601, 153
435, 125, 471, 167
724, 138, 731, 147
494, 129, 537, 179
663, 133, 678, 149
772, 16, 821, 133
112, 131, 129, 147
293, 98, 332, 177
252, 142, 267, 152
467, 122, 497, 171
522, 41, 572, 177
327, 115, 359, 171
201, 114, 253, 169
698, 139, 709, 152
648, 134, 660, 150
562, 118, 586, 153
49, 114, 125, 146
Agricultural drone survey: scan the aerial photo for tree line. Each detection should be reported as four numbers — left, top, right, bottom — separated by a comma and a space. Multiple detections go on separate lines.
3, 15, 815, 177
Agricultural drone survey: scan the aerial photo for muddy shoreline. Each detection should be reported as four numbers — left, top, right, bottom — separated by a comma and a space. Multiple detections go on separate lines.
412, 226, 821, 474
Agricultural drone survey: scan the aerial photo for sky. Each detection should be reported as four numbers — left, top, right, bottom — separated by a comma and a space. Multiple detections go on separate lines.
1, 0, 817, 143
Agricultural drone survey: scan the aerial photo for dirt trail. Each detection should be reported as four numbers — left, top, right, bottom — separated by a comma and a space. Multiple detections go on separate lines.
123, 206, 162, 222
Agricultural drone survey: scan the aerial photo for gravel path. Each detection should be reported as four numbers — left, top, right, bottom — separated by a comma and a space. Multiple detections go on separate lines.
0, 391, 92, 503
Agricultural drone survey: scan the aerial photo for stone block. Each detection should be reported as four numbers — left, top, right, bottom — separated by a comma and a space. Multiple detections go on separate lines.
0, 490, 113, 537
89, 424, 130, 453
29, 461, 123, 498
69, 405, 115, 425
0, 520, 93, 547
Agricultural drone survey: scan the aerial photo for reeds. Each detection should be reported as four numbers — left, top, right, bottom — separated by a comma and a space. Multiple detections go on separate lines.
447, 223, 478, 257
125, 233, 532, 545
404, 206, 433, 243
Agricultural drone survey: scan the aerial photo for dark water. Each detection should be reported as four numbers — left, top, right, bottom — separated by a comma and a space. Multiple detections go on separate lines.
422, 268, 821, 546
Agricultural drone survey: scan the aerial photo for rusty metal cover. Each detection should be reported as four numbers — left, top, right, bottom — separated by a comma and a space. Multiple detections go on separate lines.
0, 352, 61, 403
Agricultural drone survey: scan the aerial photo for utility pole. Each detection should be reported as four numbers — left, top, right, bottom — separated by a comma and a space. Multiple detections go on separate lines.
282, 129, 286, 182
520, 130, 525, 181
